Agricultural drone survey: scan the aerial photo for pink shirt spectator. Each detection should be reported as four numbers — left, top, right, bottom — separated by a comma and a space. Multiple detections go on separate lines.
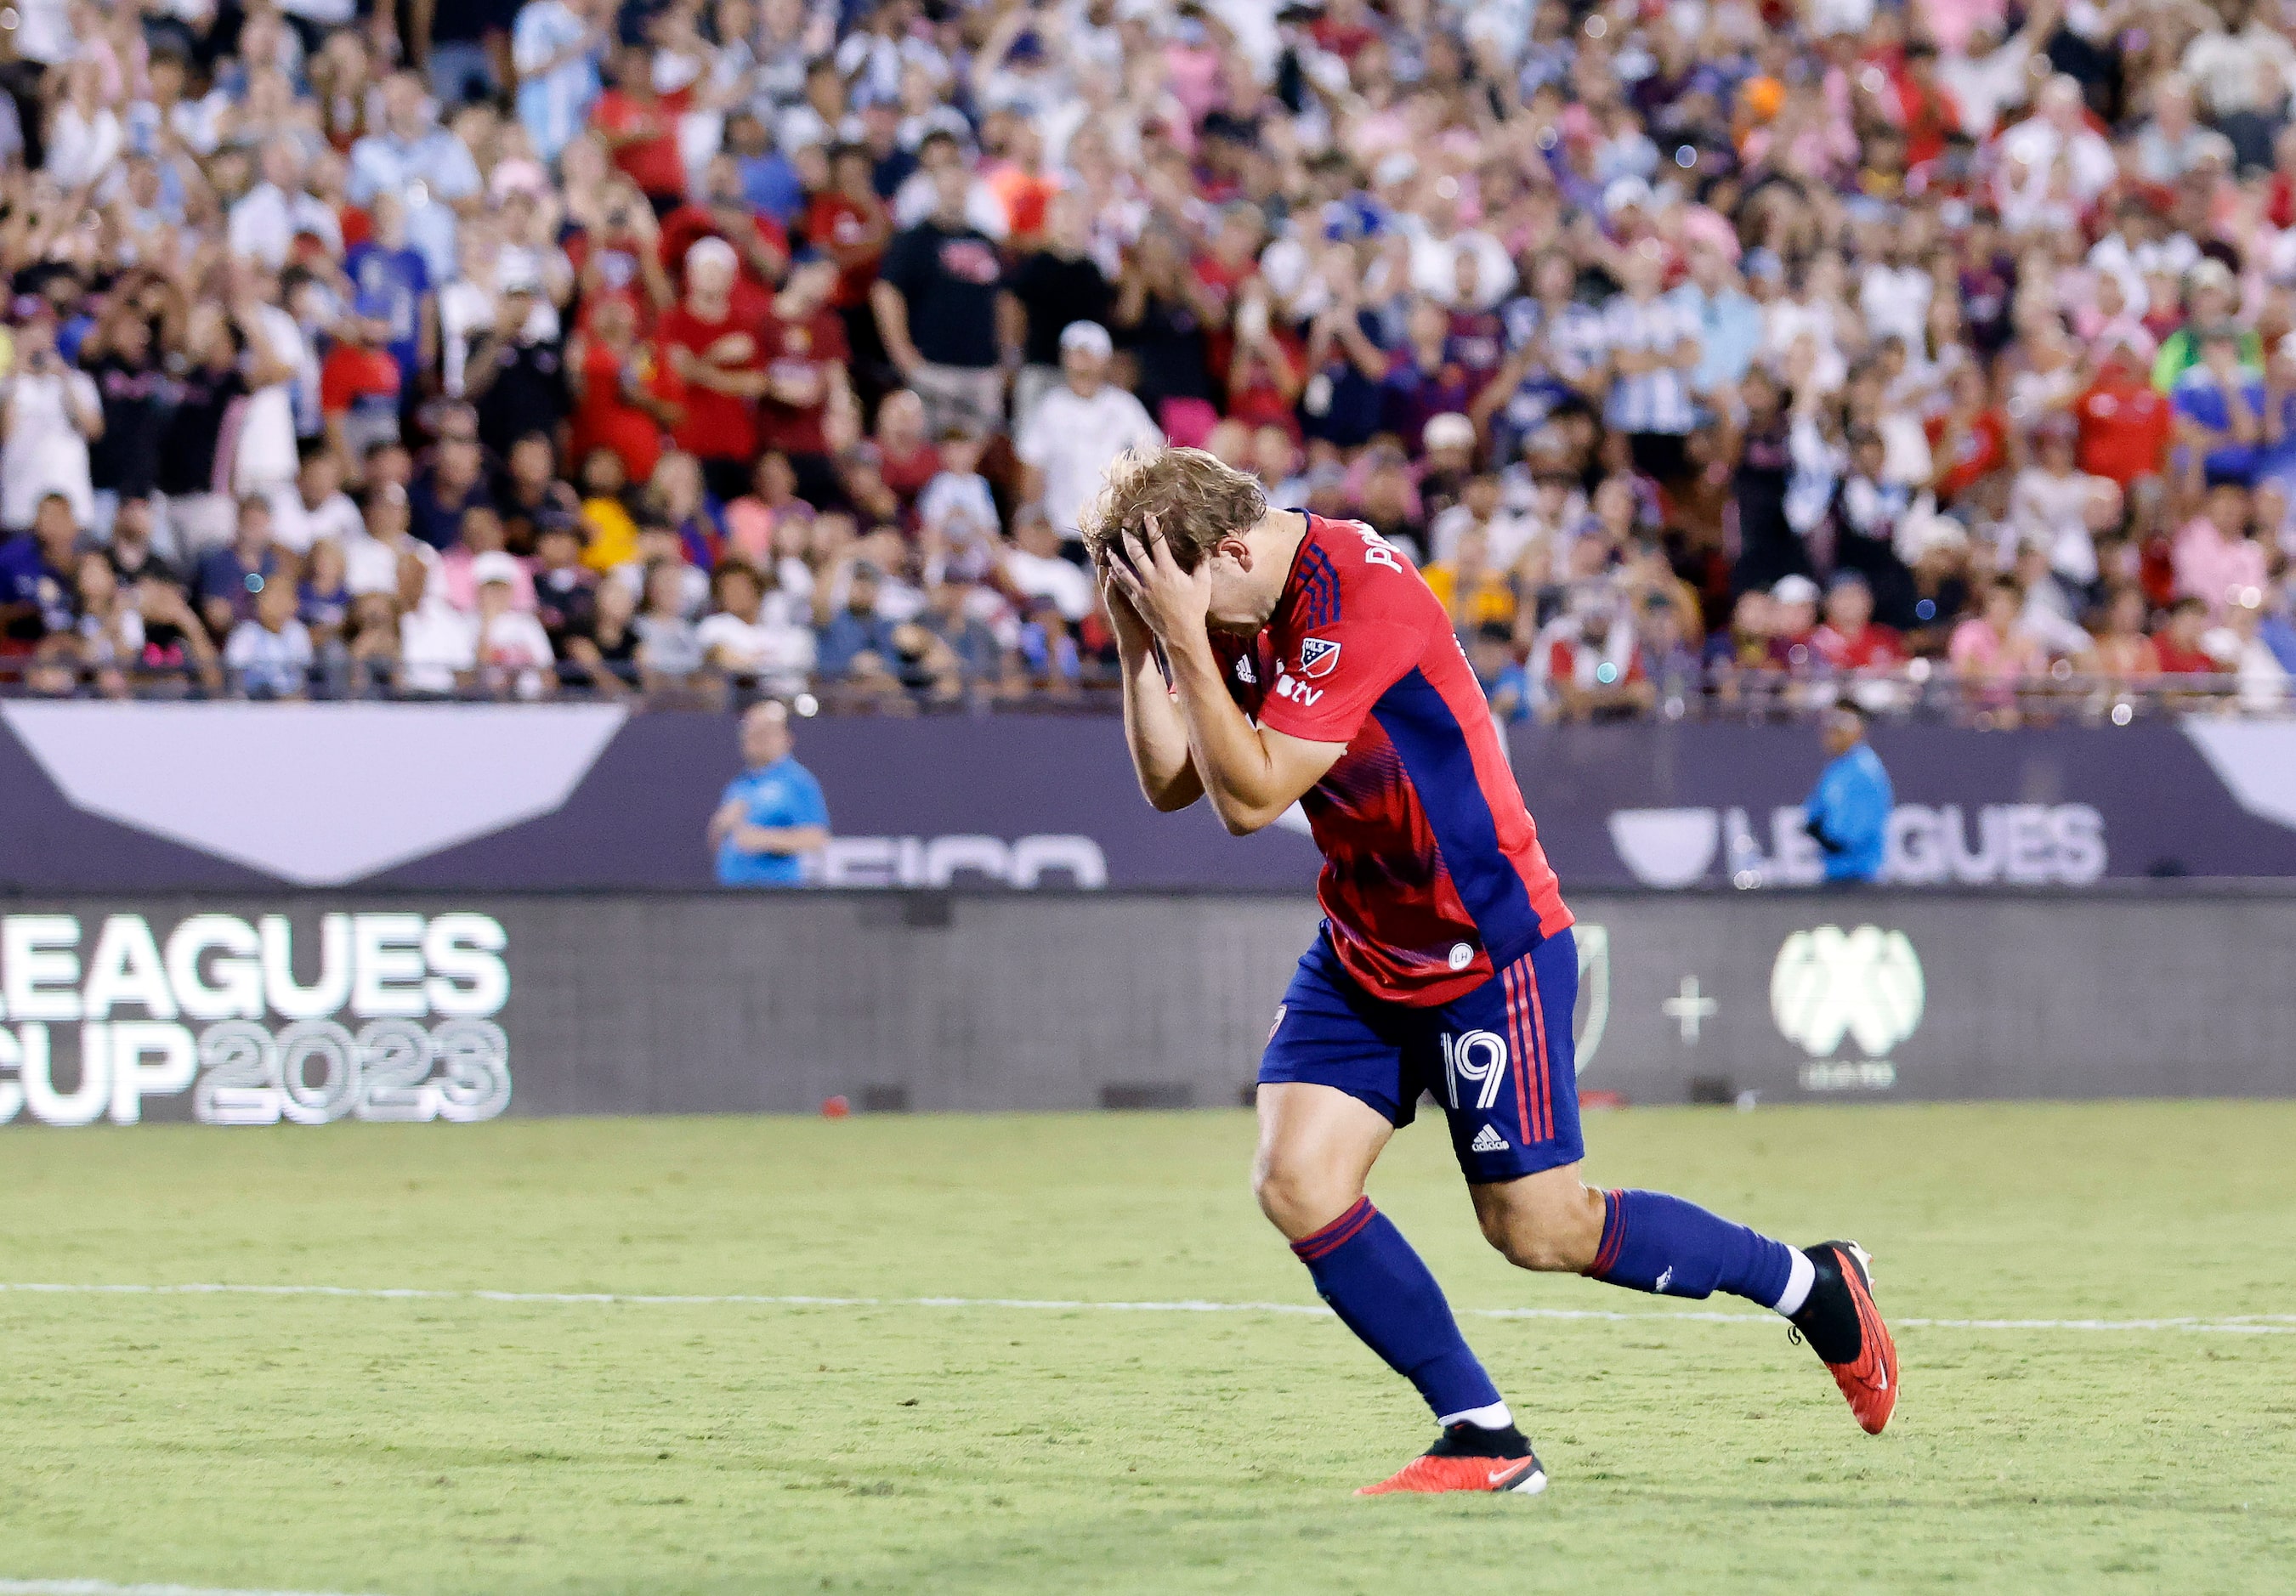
2173, 517, 2269, 618
439, 549, 538, 614
1924, 0, 2007, 54
1949, 614, 2044, 705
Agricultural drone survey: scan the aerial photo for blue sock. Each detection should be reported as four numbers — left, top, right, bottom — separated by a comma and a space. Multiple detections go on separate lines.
1585, 1188, 1795, 1308
1291, 1197, 1503, 1421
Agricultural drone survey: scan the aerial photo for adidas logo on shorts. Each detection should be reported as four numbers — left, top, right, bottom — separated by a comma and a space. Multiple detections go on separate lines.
1469, 1125, 1509, 1154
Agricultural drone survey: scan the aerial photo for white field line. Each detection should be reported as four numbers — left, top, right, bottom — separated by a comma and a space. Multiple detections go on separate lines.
0, 1582, 377, 1596
1, 1281, 2292, 1334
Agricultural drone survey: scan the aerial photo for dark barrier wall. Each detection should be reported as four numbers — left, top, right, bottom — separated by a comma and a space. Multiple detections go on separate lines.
0, 889, 2287, 1128
2, 705, 2294, 891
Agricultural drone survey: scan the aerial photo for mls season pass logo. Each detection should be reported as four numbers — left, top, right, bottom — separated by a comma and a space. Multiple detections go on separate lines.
1770, 925, 1923, 1092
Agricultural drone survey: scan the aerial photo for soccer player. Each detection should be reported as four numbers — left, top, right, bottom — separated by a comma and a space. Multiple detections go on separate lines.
1080, 447, 1897, 1497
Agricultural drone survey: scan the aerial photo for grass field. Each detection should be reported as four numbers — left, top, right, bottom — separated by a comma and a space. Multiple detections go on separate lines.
3, 1101, 2293, 1595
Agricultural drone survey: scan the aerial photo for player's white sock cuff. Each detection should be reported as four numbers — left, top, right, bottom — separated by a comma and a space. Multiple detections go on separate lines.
1438, 1401, 1514, 1431
1772, 1248, 1816, 1318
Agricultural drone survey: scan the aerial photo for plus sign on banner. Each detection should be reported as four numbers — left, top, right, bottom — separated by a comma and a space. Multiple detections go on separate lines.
1662, 977, 1718, 1043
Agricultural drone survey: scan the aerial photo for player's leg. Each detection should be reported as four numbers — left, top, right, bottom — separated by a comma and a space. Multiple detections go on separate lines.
1256, 942, 1546, 1495
1441, 929, 1898, 1433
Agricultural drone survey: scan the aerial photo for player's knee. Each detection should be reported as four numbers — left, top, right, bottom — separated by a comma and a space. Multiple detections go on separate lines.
1251, 1156, 1354, 1242
1479, 1182, 1603, 1273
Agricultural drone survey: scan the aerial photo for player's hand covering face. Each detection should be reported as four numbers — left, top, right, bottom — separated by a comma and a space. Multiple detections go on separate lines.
1097, 560, 1154, 653
1102, 514, 1214, 642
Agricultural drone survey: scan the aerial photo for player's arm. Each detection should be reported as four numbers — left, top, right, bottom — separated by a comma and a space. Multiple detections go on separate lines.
1162, 626, 1346, 835
1102, 565, 1204, 812
1106, 521, 1345, 835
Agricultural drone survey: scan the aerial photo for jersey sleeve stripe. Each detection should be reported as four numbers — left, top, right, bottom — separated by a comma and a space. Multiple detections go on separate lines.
1369, 667, 1548, 971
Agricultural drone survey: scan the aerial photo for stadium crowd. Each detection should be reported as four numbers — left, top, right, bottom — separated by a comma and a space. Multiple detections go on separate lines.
0, 0, 2293, 722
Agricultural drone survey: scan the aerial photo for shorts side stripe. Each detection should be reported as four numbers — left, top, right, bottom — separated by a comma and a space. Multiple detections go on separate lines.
1524, 955, 1553, 1142
1502, 962, 1531, 1145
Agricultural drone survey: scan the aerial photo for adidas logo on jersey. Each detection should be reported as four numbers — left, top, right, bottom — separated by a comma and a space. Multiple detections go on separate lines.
1469, 1125, 1510, 1154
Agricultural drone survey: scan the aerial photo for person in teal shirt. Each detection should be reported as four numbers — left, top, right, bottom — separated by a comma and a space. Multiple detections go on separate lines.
1803, 705, 1893, 883
711, 701, 831, 886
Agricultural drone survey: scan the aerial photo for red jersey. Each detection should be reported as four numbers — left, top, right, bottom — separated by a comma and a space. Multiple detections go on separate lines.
756, 303, 848, 456
592, 88, 691, 199
655, 304, 762, 462
2156, 637, 2216, 674
1811, 620, 1907, 672
1218, 512, 1572, 1005
802, 191, 885, 309
1925, 409, 2007, 502
658, 202, 789, 292
319, 343, 400, 416
570, 337, 673, 483
2077, 374, 2172, 487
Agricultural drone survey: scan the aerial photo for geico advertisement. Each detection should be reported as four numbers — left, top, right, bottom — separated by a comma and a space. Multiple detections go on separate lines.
0, 913, 510, 1128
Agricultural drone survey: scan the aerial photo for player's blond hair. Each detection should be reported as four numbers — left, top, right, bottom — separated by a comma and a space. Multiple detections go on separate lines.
1075, 445, 1268, 573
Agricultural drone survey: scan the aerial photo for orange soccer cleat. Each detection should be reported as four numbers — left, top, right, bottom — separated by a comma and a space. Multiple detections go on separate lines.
1355, 1423, 1548, 1497
1790, 1241, 1899, 1435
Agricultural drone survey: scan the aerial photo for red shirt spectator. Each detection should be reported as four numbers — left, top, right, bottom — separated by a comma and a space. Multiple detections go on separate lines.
2155, 597, 2218, 672
592, 49, 691, 204
2077, 342, 2173, 487
870, 389, 942, 505
659, 156, 789, 301
1925, 405, 2007, 502
756, 262, 850, 459
806, 146, 892, 311
319, 337, 400, 421
655, 240, 765, 467
1812, 620, 1908, 671
570, 299, 677, 484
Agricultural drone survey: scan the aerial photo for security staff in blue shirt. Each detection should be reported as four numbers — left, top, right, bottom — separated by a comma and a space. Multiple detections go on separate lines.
710, 700, 831, 886
1803, 705, 1893, 884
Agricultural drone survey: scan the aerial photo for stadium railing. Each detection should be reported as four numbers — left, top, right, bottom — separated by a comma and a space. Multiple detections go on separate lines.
0, 657, 2283, 723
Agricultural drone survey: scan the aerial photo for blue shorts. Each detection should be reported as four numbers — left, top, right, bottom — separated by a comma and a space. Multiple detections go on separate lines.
1259, 927, 1585, 1185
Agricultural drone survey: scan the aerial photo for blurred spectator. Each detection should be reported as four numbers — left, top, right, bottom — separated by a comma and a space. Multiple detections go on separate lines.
710, 699, 829, 887
194, 496, 283, 642
1001, 505, 1095, 622
2174, 481, 2271, 618
2155, 595, 2220, 675
224, 580, 314, 700
873, 133, 1012, 436
0, 0, 2272, 727
473, 554, 557, 700
1803, 705, 1894, 884
1009, 193, 1116, 424
1018, 321, 1162, 540
698, 559, 814, 695
658, 239, 767, 503
2, 314, 102, 532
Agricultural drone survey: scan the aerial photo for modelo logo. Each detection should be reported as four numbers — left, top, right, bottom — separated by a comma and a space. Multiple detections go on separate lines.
1771, 925, 1923, 1092
0, 913, 510, 1129
820, 835, 1108, 889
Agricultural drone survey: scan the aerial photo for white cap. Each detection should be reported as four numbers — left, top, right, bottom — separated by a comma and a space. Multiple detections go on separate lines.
471, 551, 523, 588
1423, 412, 1475, 452
2186, 257, 2235, 294
1059, 320, 1114, 358
685, 235, 739, 279
1603, 175, 1654, 216
1770, 574, 1821, 606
